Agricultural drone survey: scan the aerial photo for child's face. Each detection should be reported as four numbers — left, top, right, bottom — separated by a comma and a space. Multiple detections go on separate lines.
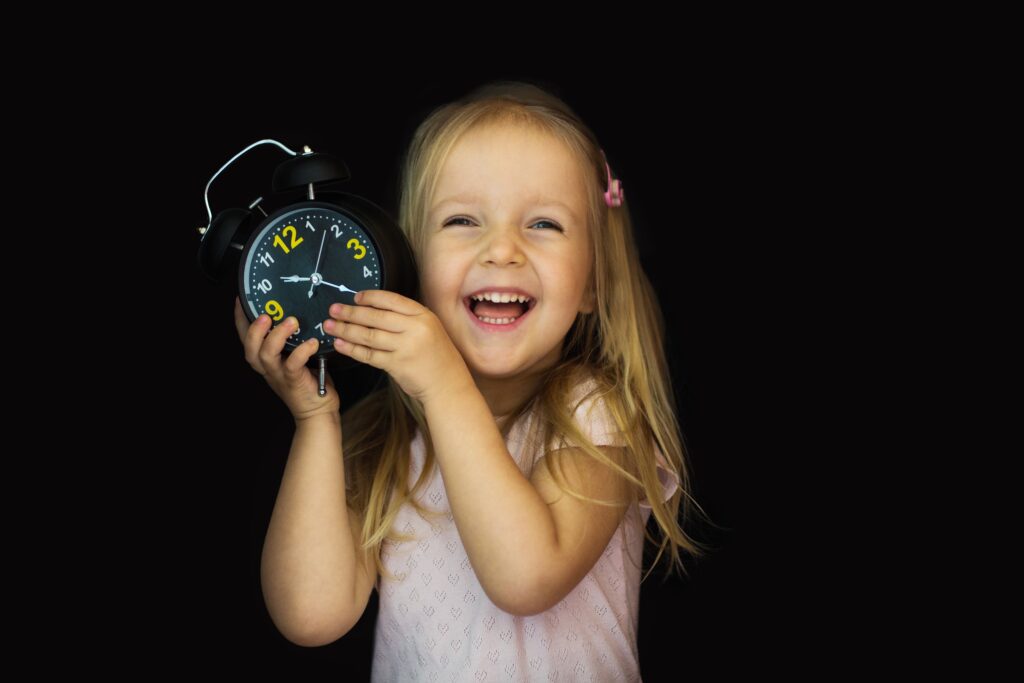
420, 122, 595, 382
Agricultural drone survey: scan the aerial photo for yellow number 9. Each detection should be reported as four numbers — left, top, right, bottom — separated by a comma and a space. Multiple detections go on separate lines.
264, 300, 284, 321
346, 238, 367, 260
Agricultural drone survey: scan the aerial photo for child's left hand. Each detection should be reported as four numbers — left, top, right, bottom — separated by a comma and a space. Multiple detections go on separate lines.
324, 290, 472, 405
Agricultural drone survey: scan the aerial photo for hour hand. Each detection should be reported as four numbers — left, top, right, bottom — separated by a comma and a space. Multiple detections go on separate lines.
280, 275, 311, 282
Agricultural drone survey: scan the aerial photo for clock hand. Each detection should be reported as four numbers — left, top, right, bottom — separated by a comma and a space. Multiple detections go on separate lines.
281, 275, 312, 282
318, 280, 359, 295
309, 231, 328, 298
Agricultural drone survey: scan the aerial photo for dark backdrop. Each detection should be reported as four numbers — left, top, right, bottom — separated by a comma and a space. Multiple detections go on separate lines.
113, 65, 838, 677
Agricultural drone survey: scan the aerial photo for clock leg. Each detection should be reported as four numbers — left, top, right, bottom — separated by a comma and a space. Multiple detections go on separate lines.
318, 357, 327, 397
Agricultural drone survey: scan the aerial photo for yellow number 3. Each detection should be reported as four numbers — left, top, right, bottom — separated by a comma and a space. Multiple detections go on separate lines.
346, 238, 366, 260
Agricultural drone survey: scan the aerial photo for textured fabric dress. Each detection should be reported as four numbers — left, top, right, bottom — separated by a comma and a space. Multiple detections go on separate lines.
370, 379, 681, 682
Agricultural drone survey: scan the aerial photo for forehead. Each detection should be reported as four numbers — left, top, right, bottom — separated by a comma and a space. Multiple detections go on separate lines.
431, 123, 587, 219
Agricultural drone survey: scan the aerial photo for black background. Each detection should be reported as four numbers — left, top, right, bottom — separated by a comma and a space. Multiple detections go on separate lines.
97, 60, 857, 677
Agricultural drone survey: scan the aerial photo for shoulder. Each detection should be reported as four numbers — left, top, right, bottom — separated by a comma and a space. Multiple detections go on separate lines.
566, 373, 626, 448
550, 369, 683, 509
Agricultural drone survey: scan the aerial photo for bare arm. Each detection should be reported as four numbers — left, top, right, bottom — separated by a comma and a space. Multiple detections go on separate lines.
260, 412, 374, 645
423, 384, 632, 617
423, 385, 560, 614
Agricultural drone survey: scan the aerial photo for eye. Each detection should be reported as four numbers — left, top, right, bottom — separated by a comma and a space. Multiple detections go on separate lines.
443, 217, 563, 232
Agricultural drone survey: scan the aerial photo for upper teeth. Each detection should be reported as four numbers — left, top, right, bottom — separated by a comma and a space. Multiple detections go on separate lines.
471, 292, 532, 304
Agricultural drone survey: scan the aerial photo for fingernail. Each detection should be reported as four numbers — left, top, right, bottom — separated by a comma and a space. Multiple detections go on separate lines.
287, 316, 298, 328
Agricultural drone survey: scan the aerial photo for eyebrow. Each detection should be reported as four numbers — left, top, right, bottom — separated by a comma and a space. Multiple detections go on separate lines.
433, 195, 579, 220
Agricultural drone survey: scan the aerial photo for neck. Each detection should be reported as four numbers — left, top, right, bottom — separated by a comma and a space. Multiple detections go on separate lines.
467, 341, 565, 420
470, 370, 545, 419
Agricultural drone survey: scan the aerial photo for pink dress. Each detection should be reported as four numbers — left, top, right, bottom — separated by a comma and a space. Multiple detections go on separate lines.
371, 379, 681, 682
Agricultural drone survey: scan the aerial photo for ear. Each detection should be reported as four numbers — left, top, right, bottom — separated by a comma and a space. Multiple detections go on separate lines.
579, 282, 596, 314
579, 249, 598, 315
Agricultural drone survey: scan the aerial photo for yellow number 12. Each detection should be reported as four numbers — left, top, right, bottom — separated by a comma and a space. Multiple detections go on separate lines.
273, 225, 305, 254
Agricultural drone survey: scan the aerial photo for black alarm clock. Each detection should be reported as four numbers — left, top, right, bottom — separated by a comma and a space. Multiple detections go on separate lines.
196, 139, 419, 396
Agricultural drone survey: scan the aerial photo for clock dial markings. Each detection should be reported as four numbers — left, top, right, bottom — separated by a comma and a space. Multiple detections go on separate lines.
243, 207, 383, 350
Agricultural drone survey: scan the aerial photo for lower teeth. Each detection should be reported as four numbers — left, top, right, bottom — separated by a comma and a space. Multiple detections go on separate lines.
477, 315, 517, 324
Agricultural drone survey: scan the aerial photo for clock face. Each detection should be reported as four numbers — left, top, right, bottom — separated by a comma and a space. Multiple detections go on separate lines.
239, 202, 383, 352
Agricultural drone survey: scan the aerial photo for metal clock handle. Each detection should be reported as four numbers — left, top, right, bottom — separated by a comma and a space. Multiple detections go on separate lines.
319, 359, 327, 397
305, 173, 330, 399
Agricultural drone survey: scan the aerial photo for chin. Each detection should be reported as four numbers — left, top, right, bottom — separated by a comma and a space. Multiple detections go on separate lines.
462, 351, 527, 379
468, 362, 522, 381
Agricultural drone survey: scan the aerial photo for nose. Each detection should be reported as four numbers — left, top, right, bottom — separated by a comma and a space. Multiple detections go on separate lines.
479, 225, 526, 266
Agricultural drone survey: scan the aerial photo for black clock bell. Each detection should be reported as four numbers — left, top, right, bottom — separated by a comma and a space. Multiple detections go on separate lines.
196, 139, 419, 397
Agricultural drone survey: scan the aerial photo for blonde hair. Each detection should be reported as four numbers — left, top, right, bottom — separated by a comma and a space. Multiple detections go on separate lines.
342, 79, 718, 587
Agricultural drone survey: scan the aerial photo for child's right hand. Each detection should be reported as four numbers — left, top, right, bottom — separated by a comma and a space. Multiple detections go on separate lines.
233, 296, 341, 423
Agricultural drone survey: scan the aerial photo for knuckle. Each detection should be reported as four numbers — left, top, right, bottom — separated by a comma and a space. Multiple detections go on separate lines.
258, 345, 276, 363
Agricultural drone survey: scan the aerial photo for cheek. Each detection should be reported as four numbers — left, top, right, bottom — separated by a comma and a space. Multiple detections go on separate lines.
554, 257, 592, 296
419, 252, 464, 305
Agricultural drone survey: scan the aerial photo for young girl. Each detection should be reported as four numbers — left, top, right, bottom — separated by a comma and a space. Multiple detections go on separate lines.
235, 80, 712, 680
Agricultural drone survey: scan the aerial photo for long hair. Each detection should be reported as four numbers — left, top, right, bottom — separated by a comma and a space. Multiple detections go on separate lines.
342, 79, 717, 586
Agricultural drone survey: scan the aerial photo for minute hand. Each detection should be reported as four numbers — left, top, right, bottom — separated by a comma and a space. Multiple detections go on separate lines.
318, 281, 359, 295
309, 231, 328, 298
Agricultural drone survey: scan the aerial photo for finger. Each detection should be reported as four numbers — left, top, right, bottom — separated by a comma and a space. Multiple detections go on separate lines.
245, 312, 273, 372
327, 319, 398, 352
348, 289, 425, 317
328, 301, 406, 334
284, 337, 321, 376
334, 336, 382, 368
260, 315, 300, 367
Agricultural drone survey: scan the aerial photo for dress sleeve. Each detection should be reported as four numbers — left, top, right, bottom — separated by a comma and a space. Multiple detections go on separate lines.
571, 387, 628, 448
639, 443, 682, 510
539, 380, 681, 508
538, 381, 627, 458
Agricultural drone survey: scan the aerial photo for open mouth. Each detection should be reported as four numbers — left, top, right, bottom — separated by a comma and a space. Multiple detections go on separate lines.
463, 295, 536, 328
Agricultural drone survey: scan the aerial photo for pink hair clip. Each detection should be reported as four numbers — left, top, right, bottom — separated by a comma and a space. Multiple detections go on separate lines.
602, 149, 625, 207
